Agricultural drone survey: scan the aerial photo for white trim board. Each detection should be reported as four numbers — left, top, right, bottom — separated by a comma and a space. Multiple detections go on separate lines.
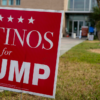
0, 7, 63, 13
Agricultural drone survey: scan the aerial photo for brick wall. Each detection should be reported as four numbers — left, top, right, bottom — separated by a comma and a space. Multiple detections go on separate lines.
0, 0, 64, 10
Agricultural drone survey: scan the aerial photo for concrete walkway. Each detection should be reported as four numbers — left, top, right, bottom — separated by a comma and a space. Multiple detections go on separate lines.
60, 37, 86, 56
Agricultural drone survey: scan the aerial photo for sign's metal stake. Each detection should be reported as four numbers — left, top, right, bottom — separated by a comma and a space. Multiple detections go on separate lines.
20, 92, 22, 100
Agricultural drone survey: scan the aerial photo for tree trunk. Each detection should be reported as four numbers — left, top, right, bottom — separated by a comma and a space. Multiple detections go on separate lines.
98, 31, 100, 40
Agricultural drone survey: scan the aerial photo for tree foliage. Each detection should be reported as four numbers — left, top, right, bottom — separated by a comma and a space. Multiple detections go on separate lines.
90, 7, 100, 28
90, 1, 100, 40
97, 0, 100, 9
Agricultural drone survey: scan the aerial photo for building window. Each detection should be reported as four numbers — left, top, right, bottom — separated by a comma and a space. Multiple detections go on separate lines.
85, 0, 89, 11
68, 0, 74, 11
68, 0, 97, 11
2, 0, 7, 5
74, 0, 84, 11
16, 0, 20, 5
9, 0, 13, 5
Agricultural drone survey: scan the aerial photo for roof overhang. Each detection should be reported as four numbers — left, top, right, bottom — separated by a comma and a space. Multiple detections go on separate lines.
65, 11, 93, 14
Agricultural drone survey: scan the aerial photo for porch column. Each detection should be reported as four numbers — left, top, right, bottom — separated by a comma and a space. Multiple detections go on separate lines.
89, 0, 92, 11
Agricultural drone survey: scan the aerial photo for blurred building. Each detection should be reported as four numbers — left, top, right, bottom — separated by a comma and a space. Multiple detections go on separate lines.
64, 0, 97, 37
0, 0, 97, 37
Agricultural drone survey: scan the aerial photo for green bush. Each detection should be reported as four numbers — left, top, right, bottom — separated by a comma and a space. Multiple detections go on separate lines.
94, 35, 99, 40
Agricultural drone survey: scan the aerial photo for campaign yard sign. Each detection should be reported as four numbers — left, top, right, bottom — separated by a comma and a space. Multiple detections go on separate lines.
0, 7, 63, 98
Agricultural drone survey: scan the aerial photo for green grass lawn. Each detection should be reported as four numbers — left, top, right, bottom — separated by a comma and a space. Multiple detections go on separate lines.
1, 40, 100, 100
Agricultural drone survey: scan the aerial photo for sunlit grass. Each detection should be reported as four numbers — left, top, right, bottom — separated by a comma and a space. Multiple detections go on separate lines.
1, 40, 100, 100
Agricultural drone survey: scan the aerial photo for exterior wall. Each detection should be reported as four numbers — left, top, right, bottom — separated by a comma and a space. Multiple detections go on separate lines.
0, 0, 64, 10
64, 0, 68, 11
62, 13, 66, 36
63, 0, 68, 36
